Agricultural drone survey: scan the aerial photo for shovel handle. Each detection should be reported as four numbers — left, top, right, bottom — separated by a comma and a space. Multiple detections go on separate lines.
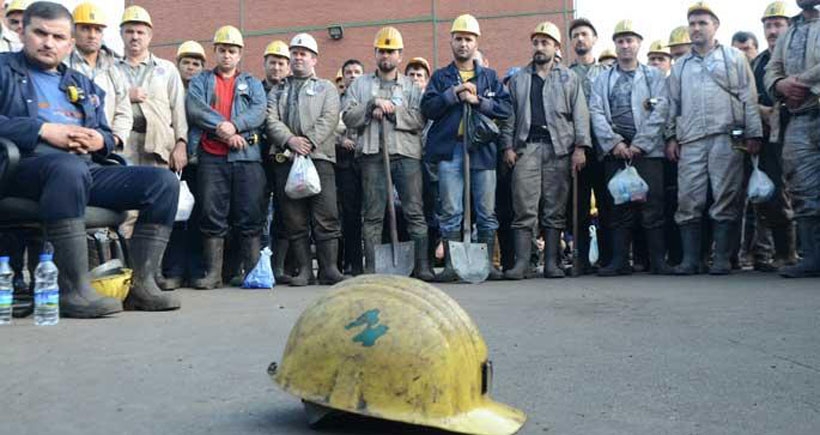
572, 167, 580, 277
380, 120, 401, 265
462, 104, 471, 244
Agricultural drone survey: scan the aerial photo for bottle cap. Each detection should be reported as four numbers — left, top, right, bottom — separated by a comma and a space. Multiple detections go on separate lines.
39, 254, 54, 262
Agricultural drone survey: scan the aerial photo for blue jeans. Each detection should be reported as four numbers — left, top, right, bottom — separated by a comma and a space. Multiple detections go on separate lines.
437, 144, 498, 235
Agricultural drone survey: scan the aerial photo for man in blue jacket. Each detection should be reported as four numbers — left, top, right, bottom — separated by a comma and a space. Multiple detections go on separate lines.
421, 14, 512, 282
0, 2, 180, 317
186, 25, 267, 289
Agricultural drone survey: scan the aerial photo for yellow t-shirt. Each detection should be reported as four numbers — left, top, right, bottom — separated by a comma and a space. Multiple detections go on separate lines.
458, 69, 476, 136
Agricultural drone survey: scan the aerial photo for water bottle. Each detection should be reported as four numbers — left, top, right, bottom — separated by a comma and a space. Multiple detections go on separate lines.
0, 256, 13, 325
34, 253, 59, 326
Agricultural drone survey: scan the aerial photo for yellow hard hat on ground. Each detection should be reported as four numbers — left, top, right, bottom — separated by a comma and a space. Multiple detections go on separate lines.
406, 56, 431, 75
688, 1, 719, 22
451, 14, 481, 36
648, 40, 671, 57
374, 26, 404, 50
73, 2, 106, 27
5, 0, 29, 15
612, 19, 643, 41
531, 21, 561, 46
762, 1, 790, 22
667, 25, 691, 47
290, 33, 318, 55
598, 47, 617, 62
264, 40, 290, 59
121, 5, 152, 27
271, 275, 527, 435
177, 40, 206, 61
214, 25, 243, 48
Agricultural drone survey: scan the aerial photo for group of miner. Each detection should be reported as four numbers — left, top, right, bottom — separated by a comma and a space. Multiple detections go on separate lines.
0, 0, 818, 319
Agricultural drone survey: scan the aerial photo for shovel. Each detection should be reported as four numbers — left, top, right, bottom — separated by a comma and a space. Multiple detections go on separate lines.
448, 104, 490, 283
374, 119, 414, 276
571, 168, 580, 277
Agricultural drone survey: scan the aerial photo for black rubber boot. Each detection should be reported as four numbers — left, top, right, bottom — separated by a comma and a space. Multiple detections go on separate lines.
709, 221, 734, 275
598, 228, 632, 277
124, 224, 180, 311
363, 235, 377, 274
478, 230, 504, 281
317, 239, 346, 285
193, 237, 224, 289
770, 224, 797, 269
273, 239, 292, 284
504, 230, 532, 280
543, 229, 565, 278
673, 223, 702, 275
155, 274, 182, 291
228, 235, 261, 287
290, 238, 313, 287
646, 228, 673, 275
45, 219, 123, 318
412, 236, 436, 282
780, 218, 820, 278
435, 231, 460, 283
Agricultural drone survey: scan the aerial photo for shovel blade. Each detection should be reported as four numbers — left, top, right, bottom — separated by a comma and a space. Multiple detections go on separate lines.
374, 242, 415, 276
448, 240, 490, 284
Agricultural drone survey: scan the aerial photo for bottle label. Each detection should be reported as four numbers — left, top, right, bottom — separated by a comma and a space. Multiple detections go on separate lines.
35, 288, 59, 307
0, 289, 11, 307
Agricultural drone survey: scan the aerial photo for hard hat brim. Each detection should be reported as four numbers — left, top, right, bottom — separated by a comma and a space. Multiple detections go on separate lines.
761, 14, 790, 23
612, 31, 643, 41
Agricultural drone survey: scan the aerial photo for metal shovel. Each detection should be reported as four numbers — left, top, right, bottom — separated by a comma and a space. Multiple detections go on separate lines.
374, 120, 414, 276
448, 104, 490, 283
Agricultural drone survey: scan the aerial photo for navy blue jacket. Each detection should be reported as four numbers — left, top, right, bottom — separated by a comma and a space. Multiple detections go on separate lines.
421, 60, 511, 169
0, 51, 115, 157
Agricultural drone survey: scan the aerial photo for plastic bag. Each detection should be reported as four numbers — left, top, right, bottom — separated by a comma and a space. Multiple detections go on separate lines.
747, 156, 775, 204
465, 104, 500, 150
588, 225, 599, 265
608, 163, 649, 205
285, 155, 322, 199
241, 246, 275, 289
174, 172, 195, 222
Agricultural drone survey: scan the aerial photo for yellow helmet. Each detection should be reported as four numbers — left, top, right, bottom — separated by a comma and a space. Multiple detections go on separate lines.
762, 1, 790, 22
688, 1, 719, 21
213, 25, 243, 48
121, 5, 152, 27
667, 25, 691, 47
598, 47, 617, 62
263, 40, 290, 59
5, 0, 29, 15
612, 19, 643, 41
73, 2, 106, 27
451, 14, 481, 36
406, 56, 431, 75
373, 26, 404, 50
531, 21, 561, 45
648, 40, 671, 57
271, 275, 527, 435
176, 40, 206, 61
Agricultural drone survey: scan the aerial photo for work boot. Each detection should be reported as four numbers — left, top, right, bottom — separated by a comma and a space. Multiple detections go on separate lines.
646, 228, 673, 275
317, 239, 346, 285
779, 218, 820, 278
363, 234, 378, 274
673, 223, 702, 275
436, 231, 461, 283
125, 225, 180, 311
155, 274, 183, 291
543, 229, 565, 278
770, 224, 797, 269
44, 219, 123, 318
273, 238, 292, 284
193, 237, 224, 289
504, 230, 532, 280
709, 221, 734, 275
478, 230, 504, 280
228, 235, 261, 287
412, 236, 436, 282
598, 228, 632, 277
290, 238, 314, 287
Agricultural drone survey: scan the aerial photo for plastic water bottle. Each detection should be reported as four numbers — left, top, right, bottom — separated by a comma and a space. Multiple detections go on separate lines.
0, 256, 13, 325
33, 253, 59, 326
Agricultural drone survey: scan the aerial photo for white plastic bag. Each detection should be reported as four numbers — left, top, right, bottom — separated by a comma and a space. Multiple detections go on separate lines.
608, 163, 649, 205
747, 156, 775, 204
285, 155, 322, 199
174, 172, 195, 222
588, 225, 599, 265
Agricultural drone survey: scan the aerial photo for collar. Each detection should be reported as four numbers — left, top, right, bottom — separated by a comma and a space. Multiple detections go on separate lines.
9, 51, 70, 77
119, 52, 155, 67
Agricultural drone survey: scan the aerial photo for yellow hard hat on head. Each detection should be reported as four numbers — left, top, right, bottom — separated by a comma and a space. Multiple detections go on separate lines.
762, 1, 790, 22
598, 47, 617, 62
374, 26, 404, 50
264, 40, 290, 59
648, 40, 671, 57
451, 14, 481, 36
214, 25, 243, 48
5, 0, 29, 15
73, 2, 106, 27
612, 19, 643, 41
667, 25, 691, 47
531, 21, 561, 46
688, 1, 719, 22
121, 5, 152, 27
177, 40, 206, 61
271, 275, 527, 435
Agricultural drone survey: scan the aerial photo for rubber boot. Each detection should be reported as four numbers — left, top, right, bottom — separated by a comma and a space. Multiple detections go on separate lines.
228, 235, 261, 287
45, 219, 123, 318
779, 218, 820, 278
124, 224, 181, 311
543, 229, 565, 278
412, 236, 436, 282
193, 237, 224, 289
317, 239, 346, 285
435, 231, 460, 283
273, 238, 292, 284
646, 228, 673, 275
709, 221, 734, 275
770, 224, 797, 269
155, 274, 182, 291
290, 238, 313, 287
478, 230, 504, 281
673, 223, 702, 275
598, 228, 632, 276
504, 230, 532, 280
363, 235, 376, 274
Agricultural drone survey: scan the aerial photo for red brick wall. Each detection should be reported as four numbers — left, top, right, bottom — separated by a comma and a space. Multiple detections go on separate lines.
132, 0, 574, 80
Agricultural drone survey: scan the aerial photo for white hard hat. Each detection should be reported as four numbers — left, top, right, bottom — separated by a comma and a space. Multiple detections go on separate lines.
289, 33, 318, 55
